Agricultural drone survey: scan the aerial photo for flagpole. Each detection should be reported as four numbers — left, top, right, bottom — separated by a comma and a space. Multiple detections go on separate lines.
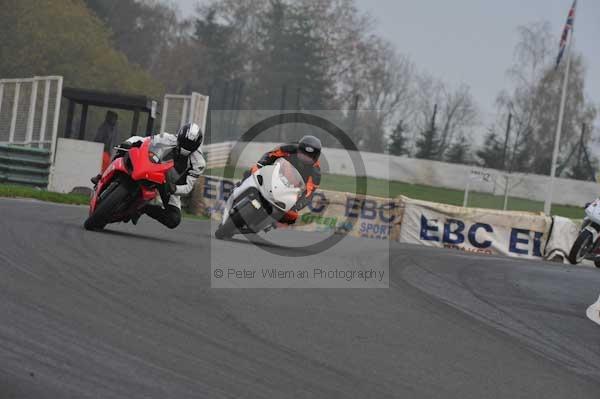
544, 3, 578, 215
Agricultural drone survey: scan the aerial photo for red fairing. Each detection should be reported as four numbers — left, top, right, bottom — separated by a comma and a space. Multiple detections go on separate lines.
128, 140, 174, 184
88, 139, 174, 216
102, 157, 128, 183
89, 157, 129, 214
140, 186, 157, 201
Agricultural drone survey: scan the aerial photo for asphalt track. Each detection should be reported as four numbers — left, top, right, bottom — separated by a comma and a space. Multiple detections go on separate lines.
1, 198, 600, 398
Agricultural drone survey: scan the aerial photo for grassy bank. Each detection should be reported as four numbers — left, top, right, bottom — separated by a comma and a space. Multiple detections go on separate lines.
1, 170, 583, 219
0, 184, 208, 220
0, 184, 89, 205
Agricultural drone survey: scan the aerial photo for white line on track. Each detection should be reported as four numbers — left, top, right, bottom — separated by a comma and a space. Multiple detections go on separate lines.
586, 296, 600, 326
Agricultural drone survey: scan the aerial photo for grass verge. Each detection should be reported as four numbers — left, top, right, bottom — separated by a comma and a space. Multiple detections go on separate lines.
2, 169, 583, 220
0, 184, 89, 205
0, 184, 208, 220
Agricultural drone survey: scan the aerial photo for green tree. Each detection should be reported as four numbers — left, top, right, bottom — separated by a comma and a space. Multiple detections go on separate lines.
0, 0, 162, 96
387, 120, 409, 156
564, 131, 597, 181
194, 7, 243, 93
445, 134, 471, 164
415, 126, 439, 160
568, 159, 593, 181
83, 0, 178, 70
415, 106, 440, 160
476, 132, 504, 169
253, 1, 334, 110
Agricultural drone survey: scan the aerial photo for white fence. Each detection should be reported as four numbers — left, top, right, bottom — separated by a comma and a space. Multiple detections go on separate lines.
219, 141, 599, 207
160, 92, 209, 135
203, 141, 234, 169
0, 76, 63, 156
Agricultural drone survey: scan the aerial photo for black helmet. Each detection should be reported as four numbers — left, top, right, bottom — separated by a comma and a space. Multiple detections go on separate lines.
298, 135, 321, 164
177, 123, 203, 156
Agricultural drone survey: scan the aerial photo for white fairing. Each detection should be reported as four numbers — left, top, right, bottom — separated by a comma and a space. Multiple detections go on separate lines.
222, 159, 304, 223
585, 199, 600, 224
254, 159, 305, 212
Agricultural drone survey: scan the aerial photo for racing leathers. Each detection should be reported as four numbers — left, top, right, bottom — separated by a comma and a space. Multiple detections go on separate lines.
121, 133, 205, 228
248, 144, 321, 224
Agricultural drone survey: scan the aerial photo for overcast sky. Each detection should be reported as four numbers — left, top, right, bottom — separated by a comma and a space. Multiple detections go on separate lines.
175, 0, 599, 125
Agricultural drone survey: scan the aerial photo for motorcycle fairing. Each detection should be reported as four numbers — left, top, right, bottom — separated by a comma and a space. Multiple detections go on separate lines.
129, 140, 174, 184
89, 139, 175, 216
220, 159, 303, 235
253, 159, 304, 212
230, 187, 275, 233
89, 157, 129, 214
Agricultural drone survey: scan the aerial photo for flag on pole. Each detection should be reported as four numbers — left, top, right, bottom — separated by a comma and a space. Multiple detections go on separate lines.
545, 0, 579, 214
556, 0, 578, 68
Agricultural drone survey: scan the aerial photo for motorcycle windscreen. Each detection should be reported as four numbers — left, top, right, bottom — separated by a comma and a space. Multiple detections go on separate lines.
274, 158, 306, 191
148, 140, 176, 163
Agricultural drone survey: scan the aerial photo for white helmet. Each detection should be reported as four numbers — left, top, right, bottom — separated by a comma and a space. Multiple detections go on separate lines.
177, 123, 203, 156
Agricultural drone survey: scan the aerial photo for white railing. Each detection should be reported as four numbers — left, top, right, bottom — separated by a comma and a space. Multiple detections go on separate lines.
203, 141, 235, 169
160, 92, 209, 135
203, 140, 600, 207
0, 76, 63, 156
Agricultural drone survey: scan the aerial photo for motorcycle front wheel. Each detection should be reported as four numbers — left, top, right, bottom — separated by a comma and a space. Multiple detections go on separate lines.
214, 214, 237, 240
84, 182, 131, 231
568, 230, 595, 265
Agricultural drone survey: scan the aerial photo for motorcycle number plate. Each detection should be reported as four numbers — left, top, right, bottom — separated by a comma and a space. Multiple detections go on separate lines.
251, 199, 262, 209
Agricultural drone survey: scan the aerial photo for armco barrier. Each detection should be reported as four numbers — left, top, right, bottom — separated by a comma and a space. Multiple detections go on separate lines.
0, 144, 51, 187
189, 175, 404, 241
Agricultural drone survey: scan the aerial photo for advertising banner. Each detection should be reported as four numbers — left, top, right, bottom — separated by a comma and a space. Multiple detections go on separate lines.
189, 176, 404, 241
544, 216, 580, 262
399, 197, 552, 260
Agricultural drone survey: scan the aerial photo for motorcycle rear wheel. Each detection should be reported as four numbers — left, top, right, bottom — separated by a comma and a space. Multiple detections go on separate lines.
84, 182, 131, 231
568, 230, 595, 265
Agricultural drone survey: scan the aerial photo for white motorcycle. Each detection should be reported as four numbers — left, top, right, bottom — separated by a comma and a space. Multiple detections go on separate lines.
214, 158, 305, 240
568, 199, 600, 267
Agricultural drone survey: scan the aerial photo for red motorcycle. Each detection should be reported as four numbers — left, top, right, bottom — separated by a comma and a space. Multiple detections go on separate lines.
84, 138, 176, 231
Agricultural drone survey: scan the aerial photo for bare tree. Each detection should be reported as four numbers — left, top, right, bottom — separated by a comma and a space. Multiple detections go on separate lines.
436, 84, 478, 157
412, 74, 478, 160
138, 0, 481, 155
496, 21, 597, 174
343, 38, 416, 152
